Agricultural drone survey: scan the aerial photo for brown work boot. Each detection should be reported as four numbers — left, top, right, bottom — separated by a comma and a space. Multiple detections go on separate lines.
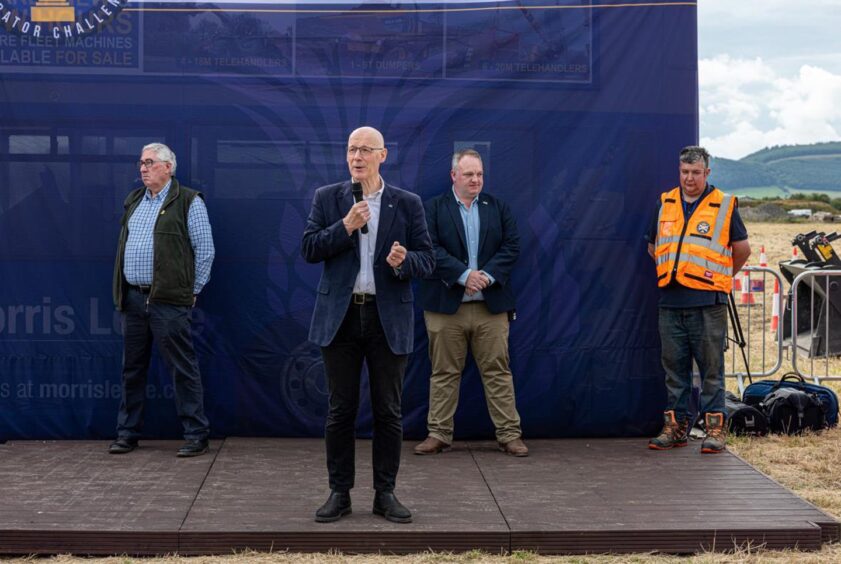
701, 412, 727, 454
648, 410, 689, 450
414, 436, 451, 455
498, 437, 529, 457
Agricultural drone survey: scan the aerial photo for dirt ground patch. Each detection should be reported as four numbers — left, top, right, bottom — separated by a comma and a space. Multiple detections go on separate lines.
748, 221, 833, 267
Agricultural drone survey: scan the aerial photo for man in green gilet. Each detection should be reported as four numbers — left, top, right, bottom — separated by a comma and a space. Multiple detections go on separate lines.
109, 142, 215, 457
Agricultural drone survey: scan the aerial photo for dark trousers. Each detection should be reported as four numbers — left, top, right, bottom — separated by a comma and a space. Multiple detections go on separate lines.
659, 304, 727, 421
320, 300, 408, 494
116, 287, 210, 441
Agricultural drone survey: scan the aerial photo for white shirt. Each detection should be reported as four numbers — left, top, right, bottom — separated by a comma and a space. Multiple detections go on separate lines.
352, 178, 385, 295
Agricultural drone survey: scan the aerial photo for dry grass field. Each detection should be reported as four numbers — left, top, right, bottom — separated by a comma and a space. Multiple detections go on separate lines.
716, 222, 841, 528
14, 547, 841, 564
725, 221, 841, 385
7, 222, 841, 564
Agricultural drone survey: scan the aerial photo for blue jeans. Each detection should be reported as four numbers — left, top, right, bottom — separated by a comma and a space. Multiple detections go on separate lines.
116, 287, 210, 441
659, 304, 727, 421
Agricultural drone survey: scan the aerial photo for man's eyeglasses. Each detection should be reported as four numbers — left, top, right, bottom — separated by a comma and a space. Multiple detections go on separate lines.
137, 159, 166, 169
347, 146, 384, 157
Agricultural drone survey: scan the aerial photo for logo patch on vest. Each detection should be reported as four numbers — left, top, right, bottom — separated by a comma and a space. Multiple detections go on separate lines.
697, 221, 711, 234
704, 270, 714, 279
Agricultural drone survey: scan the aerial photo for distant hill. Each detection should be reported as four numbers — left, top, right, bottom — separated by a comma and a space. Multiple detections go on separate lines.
710, 141, 841, 197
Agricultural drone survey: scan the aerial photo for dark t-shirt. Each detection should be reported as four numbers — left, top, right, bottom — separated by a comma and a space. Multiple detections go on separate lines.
644, 184, 748, 308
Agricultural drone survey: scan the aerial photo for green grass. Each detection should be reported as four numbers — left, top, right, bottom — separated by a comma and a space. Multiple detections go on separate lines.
726, 185, 789, 198
731, 186, 841, 199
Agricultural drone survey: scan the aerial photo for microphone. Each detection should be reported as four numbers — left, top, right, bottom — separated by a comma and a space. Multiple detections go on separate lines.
351, 182, 368, 234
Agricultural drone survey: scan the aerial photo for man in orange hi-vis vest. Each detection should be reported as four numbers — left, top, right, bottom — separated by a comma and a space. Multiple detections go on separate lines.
645, 146, 751, 454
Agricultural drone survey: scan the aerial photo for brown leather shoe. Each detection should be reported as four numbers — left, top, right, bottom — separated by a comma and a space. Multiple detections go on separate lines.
413, 436, 451, 455
498, 437, 529, 457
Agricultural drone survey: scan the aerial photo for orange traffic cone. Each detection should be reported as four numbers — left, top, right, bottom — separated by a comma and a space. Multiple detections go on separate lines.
771, 279, 780, 333
792, 247, 798, 260
753, 245, 767, 292
740, 270, 756, 305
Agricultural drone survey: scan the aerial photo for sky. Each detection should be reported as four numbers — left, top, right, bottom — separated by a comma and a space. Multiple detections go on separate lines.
698, 0, 841, 160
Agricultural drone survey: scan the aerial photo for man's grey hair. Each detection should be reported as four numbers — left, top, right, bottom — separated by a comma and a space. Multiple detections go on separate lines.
143, 142, 177, 175
679, 145, 710, 169
451, 148, 483, 171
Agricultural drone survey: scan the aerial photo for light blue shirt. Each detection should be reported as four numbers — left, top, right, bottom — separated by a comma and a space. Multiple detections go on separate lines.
352, 178, 384, 295
123, 180, 215, 294
453, 187, 495, 302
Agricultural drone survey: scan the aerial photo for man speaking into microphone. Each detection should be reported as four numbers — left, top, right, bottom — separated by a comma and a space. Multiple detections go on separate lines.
302, 126, 434, 524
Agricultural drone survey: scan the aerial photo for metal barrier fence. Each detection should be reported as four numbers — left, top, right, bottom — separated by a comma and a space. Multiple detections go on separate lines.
726, 266, 785, 393
790, 269, 841, 383
690, 265, 841, 391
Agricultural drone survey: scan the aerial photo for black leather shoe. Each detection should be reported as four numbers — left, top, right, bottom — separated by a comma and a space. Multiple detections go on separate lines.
108, 438, 138, 454
373, 491, 412, 523
315, 491, 352, 523
176, 439, 209, 458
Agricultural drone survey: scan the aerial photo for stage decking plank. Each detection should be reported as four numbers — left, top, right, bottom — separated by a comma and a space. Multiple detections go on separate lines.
0, 438, 836, 555
178, 438, 509, 554
0, 440, 218, 555
468, 438, 836, 554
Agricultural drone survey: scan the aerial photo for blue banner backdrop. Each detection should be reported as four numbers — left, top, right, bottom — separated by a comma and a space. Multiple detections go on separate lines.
0, 0, 698, 440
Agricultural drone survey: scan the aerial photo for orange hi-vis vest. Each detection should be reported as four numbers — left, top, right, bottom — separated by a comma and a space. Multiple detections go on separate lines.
654, 186, 736, 293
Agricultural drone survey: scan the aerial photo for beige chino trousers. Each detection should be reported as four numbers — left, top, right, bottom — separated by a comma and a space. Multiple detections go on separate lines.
424, 302, 522, 444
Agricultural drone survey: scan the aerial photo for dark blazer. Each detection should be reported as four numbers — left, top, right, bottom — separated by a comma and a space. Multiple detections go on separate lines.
419, 190, 519, 315
302, 180, 435, 355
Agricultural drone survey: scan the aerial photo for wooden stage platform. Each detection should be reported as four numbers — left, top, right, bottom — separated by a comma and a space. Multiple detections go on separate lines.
0, 438, 837, 555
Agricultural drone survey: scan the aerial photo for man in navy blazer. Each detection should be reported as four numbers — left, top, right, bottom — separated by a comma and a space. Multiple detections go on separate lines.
415, 149, 528, 457
302, 126, 434, 524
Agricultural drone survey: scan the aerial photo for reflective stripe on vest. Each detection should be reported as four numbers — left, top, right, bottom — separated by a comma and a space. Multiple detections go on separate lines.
656, 252, 731, 276
654, 187, 735, 293
657, 234, 733, 257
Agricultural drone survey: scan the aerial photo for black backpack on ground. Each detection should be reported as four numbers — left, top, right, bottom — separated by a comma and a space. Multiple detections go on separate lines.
725, 391, 768, 436
762, 387, 827, 435
743, 373, 839, 427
